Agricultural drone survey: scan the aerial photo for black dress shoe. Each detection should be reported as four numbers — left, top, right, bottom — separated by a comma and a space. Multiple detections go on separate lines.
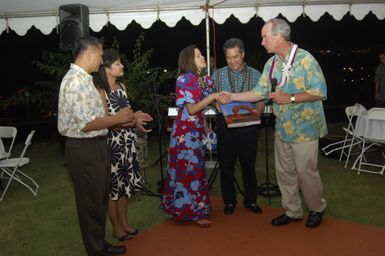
306, 210, 325, 228
271, 214, 303, 226
224, 202, 237, 215
103, 243, 126, 256
244, 203, 263, 214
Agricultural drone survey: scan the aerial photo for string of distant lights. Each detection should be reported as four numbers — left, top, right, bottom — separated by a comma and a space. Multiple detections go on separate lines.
342, 66, 372, 84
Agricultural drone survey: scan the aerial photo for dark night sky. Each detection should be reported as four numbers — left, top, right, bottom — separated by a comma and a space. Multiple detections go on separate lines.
1, 12, 384, 101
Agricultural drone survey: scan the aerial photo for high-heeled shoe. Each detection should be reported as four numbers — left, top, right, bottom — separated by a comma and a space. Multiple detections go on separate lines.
112, 232, 133, 241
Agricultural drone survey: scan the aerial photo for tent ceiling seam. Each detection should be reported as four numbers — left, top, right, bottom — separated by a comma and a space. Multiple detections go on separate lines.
2, 1, 385, 19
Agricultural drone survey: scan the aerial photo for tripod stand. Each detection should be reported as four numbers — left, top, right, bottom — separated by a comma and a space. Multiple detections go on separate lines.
135, 183, 160, 197
149, 106, 179, 193
150, 150, 168, 168
153, 80, 166, 195
135, 132, 160, 197
208, 160, 244, 196
257, 104, 280, 205
135, 79, 164, 197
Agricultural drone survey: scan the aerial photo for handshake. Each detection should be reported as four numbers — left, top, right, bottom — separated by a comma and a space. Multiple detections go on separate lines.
211, 91, 232, 104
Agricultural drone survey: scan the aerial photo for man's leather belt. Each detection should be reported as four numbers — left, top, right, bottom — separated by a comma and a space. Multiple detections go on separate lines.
72, 135, 107, 141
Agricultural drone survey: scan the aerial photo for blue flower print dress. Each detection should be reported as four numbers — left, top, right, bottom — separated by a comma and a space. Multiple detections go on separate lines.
161, 72, 213, 221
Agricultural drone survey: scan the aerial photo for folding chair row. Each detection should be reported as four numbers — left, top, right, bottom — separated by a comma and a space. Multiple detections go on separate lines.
351, 108, 385, 175
321, 103, 367, 168
0, 126, 17, 160
0, 126, 18, 191
0, 130, 39, 201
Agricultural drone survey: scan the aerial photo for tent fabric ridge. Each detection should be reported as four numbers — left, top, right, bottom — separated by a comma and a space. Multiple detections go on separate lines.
0, 1, 384, 35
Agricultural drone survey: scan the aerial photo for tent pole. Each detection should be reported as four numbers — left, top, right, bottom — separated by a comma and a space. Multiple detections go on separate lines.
205, 1, 210, 76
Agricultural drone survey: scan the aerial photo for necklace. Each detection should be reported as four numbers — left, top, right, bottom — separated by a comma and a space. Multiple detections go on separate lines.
269, 44, 298, 89
198, 76, 207, 94
227, 64, 249, 93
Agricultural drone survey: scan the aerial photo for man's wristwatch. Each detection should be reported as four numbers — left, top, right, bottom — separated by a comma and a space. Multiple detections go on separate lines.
290, 94, 296, 103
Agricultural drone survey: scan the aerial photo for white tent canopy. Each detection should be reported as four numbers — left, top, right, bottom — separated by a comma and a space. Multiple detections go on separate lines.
1, 0, 385, 36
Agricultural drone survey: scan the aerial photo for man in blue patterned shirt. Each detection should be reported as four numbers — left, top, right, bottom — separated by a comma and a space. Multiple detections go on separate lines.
213, 38, 264, 215
229, 19, 327, 228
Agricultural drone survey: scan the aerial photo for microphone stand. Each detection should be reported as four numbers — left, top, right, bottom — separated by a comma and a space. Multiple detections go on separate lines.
151, 78, 165, 195
257, 78, 280, 205
257, 103, 280, 205
136, 76, 162, 197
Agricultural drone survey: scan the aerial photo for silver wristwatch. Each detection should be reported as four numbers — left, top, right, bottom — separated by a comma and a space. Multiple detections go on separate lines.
290, 94, 296, 103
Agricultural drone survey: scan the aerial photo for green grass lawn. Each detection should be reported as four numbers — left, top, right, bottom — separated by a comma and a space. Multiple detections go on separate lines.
1, 123, 384, 255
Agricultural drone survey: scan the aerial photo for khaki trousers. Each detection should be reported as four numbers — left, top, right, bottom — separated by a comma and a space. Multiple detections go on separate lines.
274, 138, 326, 219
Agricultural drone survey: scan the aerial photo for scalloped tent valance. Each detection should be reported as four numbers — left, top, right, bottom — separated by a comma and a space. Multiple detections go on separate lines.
1, 0, 385, 36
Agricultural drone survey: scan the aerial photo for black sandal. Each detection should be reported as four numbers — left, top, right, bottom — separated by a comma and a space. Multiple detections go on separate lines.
126, 229, 139, 236
113, 233, 133, 241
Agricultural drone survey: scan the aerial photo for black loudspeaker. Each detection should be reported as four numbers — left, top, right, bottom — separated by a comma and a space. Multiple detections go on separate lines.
59, 4, 89, 51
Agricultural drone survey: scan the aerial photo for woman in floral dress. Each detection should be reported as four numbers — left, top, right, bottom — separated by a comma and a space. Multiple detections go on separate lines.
94, 49, 153, 240
161, 45, 222, 227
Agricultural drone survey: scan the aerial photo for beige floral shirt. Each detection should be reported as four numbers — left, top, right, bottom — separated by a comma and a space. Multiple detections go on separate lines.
58, 64, 107, 138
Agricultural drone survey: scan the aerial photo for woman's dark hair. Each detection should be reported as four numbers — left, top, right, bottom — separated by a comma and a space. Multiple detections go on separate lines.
178, 44, 199, 76
93, 49, 120, 96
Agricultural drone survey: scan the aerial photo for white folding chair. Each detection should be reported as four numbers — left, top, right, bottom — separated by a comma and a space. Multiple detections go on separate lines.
0, 130, 39, 201
351, 108, 385, 175
321, 103, 366, 167
340, 104, 367, 167
0, 126, 18, 191
0, 126, 18, 159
